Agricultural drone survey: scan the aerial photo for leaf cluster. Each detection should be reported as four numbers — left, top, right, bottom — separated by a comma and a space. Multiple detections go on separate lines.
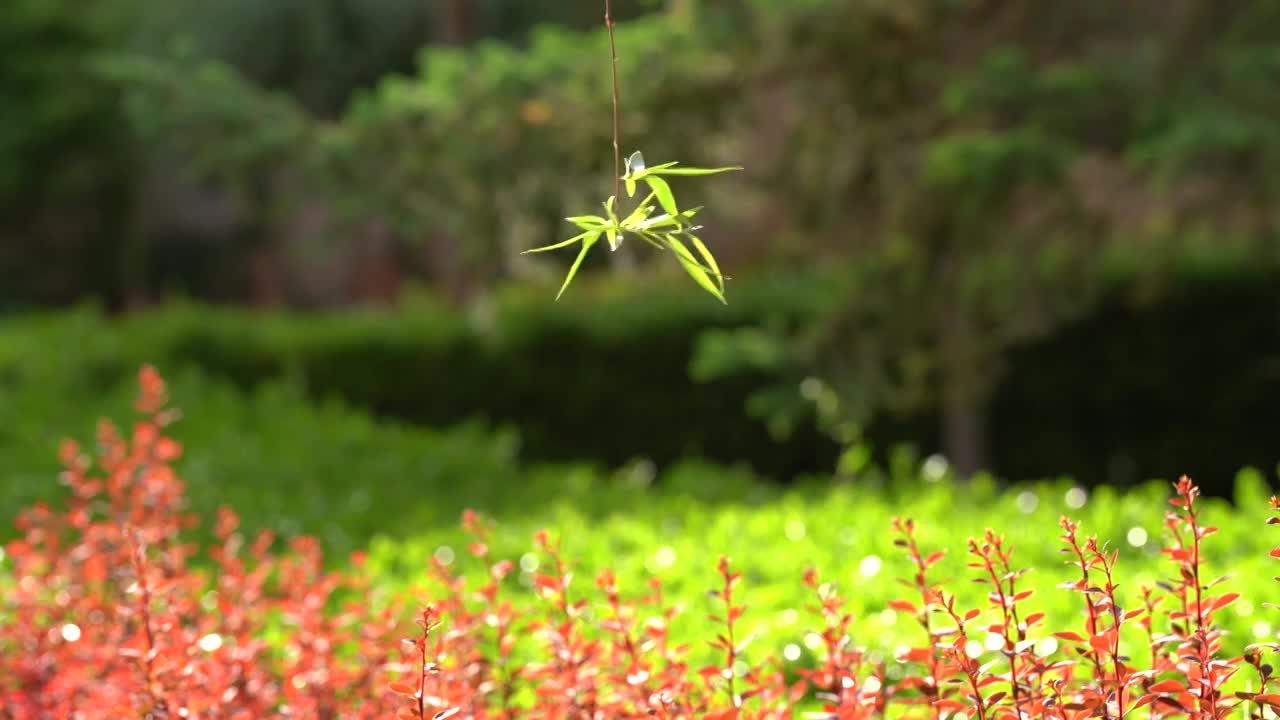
524, 151, 741, 303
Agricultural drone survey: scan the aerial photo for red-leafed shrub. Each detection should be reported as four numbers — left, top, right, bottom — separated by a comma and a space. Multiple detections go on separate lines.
0, 366, 405, 719
4, 365, 1280, 719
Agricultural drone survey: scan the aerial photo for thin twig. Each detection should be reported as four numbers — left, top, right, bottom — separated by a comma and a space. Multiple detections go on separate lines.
604, 0, 622, 213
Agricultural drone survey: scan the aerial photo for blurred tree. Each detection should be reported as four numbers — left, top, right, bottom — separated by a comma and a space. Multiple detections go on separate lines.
0, 0, 137, 309
684, 0, 1280, 475
14, 0, 1279, 473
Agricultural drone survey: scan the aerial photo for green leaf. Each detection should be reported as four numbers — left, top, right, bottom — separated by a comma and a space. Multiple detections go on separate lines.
633, 213, 682, 231
664, 234, 722, 280
625, 160, 679, 180
633, 230, 667, 250
650, 165, 743, 176
644, 175, 678, 216
689, 235, 726, 294
622, 192, 658, 226
625, 177, 637, 198
667, 235, 726, 303
630, 205, 702, 232
556, 231, 600, 300
606, 227, 620, 251
675, 206, 703, 225
523, 231, 591, 254
570, 219, 609, 232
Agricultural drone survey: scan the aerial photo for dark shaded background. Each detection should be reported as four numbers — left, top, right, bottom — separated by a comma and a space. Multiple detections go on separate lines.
3, 0, 1278, 497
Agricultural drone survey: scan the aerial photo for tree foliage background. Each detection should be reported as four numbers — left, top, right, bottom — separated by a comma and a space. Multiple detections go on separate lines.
3, 0, 1278, 482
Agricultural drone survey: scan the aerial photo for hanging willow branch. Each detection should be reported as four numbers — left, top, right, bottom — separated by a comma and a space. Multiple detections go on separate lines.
522, 0, 742, 303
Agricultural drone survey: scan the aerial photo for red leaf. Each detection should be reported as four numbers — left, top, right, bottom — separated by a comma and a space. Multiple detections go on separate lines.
1088, 633, 1113, 653
1148, 679, 1187, 693
534, 574, 559, 595
1252, 693, 1280, 706
1211, 592, 1241, 612
388, 682, 418, 697
887, 599, 917, 614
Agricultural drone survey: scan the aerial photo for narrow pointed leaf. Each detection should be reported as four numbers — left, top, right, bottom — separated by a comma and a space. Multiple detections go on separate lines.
651, 165, 743, 176
634, 230, 667, 250
635, 213, 680, 230
622, 192, 658, 226
556, 231, 599, 300
523, 231, 590, 254
665, 234, 724, 281
644, 175, 678, 216
627, 160, 679, 180
689, 235, 725, 293
667, 235, 726, 303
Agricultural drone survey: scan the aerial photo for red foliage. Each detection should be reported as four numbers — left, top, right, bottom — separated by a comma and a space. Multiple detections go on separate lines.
4, 365, 1280, 719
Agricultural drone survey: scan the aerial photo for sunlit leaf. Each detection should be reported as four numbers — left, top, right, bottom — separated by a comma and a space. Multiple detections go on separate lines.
556, 231, 599, 300
667, 235, 726, 303
631, 230, 667, 250
522, 231, 591, 255
635, 213, 679, 231
627, 160, 678, 179
650, 165, 744, 176
689, 235, 726, 294
622, 192, 658, 226
644, 175, 678, 216
565, 214, 608, 227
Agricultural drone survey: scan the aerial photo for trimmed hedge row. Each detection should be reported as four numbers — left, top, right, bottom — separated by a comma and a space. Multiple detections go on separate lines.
990, 266, 1280, 494
0, 270, 843, 482
3, 266, 1278, 496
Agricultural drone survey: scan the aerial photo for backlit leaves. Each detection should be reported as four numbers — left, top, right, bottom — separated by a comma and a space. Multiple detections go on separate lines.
523, 150, 742, 303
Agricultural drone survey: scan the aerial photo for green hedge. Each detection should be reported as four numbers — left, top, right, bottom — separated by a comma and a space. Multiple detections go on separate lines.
0, 365, 523, 556
989, 266, 1280, 494
3, 265, 1278, 496
0, 270, 843, 483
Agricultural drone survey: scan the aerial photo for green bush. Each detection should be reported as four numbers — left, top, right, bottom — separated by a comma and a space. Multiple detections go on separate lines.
0, 364, 521, 557
0, 271, 842, 485
367, 464, 1280, 671
4, 262, 1280, 496
8, 364, 1280, 715
6, 359, 1280, 670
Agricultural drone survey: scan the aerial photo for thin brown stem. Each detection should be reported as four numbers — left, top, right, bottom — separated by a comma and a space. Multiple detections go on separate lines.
417, 639, 428, 720
604, 0, 622, 213
128, 528, 166, 713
